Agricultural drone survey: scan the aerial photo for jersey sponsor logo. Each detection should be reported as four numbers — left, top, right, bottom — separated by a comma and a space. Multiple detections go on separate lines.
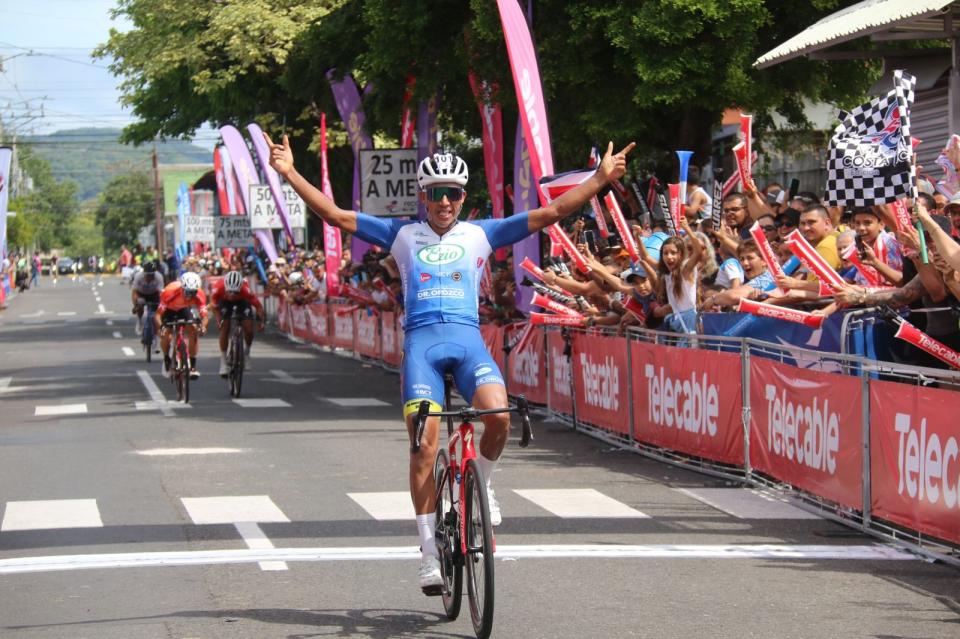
474, 366, 493, 377
477, 375, 503, 385
416, 287, 466, 300
451, 271, 462, 281
417, 243, 465, 266
420, 272, 432, 283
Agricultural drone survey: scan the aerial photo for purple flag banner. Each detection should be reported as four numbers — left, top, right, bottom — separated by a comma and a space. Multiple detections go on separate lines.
0, 147, 12, 261
327, 70, 374, 259
247, 122, 295, 245
219, 125, 279, 263
416, 93, 441, 221
513, 117, 539, 312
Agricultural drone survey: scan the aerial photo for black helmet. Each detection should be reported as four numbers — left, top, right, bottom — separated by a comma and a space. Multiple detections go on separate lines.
143, 261, 157, 274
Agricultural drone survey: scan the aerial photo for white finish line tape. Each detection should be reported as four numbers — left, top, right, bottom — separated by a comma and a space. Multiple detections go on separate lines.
0, 544, 913, 575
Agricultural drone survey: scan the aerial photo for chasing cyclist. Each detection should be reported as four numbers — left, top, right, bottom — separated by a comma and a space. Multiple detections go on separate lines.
131, 260, 165, 338
156, 272, 209, 380
265, 131, 633, 592
209, 270, 266, 376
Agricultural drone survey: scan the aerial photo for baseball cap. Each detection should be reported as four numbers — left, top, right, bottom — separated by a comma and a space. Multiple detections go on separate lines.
775, 209, 801, 228
620, 262, 647, 281
945, 192, 960, 211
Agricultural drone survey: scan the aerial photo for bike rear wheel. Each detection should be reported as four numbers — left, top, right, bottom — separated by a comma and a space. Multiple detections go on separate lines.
142, 315, 154, 363
463, 458, 495, 639
434, 449, 462, 620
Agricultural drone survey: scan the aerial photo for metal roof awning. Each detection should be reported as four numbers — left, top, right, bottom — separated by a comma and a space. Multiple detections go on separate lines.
754, 0, 956, 69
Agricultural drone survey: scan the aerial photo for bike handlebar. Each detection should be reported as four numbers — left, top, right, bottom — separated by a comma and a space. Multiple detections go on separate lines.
410, 396, 533, 454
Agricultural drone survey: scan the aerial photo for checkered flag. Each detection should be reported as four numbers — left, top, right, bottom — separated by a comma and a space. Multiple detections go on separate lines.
825, 70, 916, 207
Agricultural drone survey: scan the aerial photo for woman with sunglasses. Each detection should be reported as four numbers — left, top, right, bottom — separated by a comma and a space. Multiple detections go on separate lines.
264, 131, 633, 593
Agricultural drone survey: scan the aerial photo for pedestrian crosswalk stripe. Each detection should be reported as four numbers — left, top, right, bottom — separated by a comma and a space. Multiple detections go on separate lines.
348, 492, 414, 520
122, 347, 135, 357
232, 398, 291, 408
675, 488, 820, 520
1, 499, 103, 531
514, 489, 649, 518
136, 447, 242, 456
324, 397, 392, 407
181, 496, 290, 525
34, 404, 88, 416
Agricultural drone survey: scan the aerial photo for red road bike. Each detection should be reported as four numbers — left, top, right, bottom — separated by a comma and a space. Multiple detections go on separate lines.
412, 379, 532, 639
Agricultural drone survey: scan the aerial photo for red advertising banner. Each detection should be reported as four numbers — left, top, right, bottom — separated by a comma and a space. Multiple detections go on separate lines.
306, 303, 330, 347
572, 332, 630, 435
277, 298, 290, 335
290, 303, 310, 341
507, 325, 546, 404
381, 311, 401, 367
546, 329, 573, 416
331, 305, 355, 350
630, 341, 744, 465
354, 308, 381, 359
480, 323, 506, 375
750, 358, 863, 509
870, 380, 960, 545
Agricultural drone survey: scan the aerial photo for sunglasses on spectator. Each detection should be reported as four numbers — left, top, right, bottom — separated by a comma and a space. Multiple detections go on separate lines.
426, 186, 465, 202
759, 224, 776, 232
775, 221, 796, 229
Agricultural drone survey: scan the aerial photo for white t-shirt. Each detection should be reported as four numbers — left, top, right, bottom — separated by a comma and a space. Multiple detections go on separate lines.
665, 266, 699, 313
714, 258, 744, 289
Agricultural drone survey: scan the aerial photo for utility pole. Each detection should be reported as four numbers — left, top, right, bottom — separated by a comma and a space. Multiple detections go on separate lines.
152, 144, 164, 253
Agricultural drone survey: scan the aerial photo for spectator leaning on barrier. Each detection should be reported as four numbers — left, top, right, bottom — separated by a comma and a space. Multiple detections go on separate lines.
655, 216, 703, 334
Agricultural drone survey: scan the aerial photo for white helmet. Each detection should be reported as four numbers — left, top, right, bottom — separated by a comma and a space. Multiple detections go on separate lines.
287, 271, 303, 285
224, 270, 244, 293
417, 153, 468, 188
180, 272, 202, 294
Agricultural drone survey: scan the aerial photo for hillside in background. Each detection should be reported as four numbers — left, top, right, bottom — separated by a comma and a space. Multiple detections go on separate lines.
24, 128, 213, 201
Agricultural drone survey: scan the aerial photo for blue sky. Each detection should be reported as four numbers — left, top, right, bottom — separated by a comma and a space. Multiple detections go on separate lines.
0, 1, 217, 146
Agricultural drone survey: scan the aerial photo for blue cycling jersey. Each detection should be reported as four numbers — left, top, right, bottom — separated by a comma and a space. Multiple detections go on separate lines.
353, 213, 530, 331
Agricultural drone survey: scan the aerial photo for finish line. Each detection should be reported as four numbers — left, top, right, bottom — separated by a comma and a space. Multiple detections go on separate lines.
0, 543, 914, 575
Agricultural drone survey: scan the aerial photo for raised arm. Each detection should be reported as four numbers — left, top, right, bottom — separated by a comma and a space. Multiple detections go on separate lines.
527, 141, 635, 233
264, 133, 358, 233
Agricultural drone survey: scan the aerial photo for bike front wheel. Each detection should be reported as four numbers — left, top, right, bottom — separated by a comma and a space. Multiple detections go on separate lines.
229, 329, 244, 397
463, 458, 495, 639
177, 339, 190, 403
434, 449, 462, 620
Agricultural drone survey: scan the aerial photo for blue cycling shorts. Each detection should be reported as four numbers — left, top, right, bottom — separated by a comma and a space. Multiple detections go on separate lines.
401, 323, 505, 418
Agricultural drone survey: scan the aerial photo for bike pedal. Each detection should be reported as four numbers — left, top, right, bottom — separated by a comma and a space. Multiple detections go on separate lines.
420, 585, 443, 597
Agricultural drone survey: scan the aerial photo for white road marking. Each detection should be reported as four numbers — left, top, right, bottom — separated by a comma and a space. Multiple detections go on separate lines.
97, 304, 107, 314
134, 401, 192, 412
122, 347, 135, 357
514, 489, 649, 518
0, 544, 915, 575
232, 398, 291, 408
135, 448, 243, 456
135, 370, 175, 418
348, 492, 415, 520
1, 499, 103, 531
106, 320, 114, 326
181, 496, 290, 571
57, 311, 76, 317
34, 404, 88, 417
97, 281, 104, 287
20, 310, 45, 318
0, 377, 12, 393
268, 369, 315, 385
676, 488, 820, 520
325, 397, 392, 407
112, 331, 122, 339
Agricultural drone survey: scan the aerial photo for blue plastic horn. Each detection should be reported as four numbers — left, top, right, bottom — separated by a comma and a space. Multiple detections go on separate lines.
676, 150, 694, 219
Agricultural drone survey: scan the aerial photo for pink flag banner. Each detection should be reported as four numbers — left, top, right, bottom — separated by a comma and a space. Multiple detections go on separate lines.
0, 146, 12, 259
401, 75, 416, 149
737, 298, 825, 329
603, 192, 638, 261
219, 125, 278, 262
513, 118, 540, 312
218, 146, 240, 215
327, 70, 374, 258
469, 73, 507, 260
247, 122, 295, 246
213, 145, 231, 217
416, 93, 440, 221
321, 113, 342, 297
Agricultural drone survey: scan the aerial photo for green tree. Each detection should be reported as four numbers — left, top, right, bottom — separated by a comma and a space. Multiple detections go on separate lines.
10, 148, 80, 251
98, 0, 884, 185
95, 171, 155, 252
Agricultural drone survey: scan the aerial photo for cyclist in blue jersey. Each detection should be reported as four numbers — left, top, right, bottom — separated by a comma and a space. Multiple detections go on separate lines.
265, 132, 633, 591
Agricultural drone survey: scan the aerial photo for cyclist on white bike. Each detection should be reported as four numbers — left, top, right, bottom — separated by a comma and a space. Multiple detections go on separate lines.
131, 260, 164, 337
265, 131, 633, 591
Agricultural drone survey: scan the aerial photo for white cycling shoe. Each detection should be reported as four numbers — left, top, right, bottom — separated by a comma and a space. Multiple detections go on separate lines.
487, 487, 502, 527
418, 554, 442, 591
219, 357, 229, 377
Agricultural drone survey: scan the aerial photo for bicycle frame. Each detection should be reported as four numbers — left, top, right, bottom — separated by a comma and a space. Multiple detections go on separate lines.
445, 419, 479, 556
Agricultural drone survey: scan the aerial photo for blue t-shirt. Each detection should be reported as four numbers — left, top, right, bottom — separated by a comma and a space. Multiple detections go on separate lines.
746, 270, 777, 292
353, 213, 531, 330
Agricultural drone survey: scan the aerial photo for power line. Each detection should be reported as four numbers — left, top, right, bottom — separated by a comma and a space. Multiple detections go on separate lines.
0, 40, 110, 69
